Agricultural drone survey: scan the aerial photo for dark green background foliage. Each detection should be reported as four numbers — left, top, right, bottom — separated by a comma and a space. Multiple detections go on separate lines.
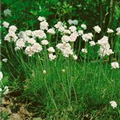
2, 0, 120, 31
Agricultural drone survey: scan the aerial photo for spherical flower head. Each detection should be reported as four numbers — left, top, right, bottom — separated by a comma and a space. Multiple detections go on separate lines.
110, 101, 117, 109
38, 16, 46, 21
0, 71, 3, 81
2, 21, 9, 28
41, 40, 49, 45
82, 33, 93, 42
43, 70, 47, 75
68, 19, 78, 25
73, 55, 78, 60
47, 47, 55, 53
4, 86, 9, 95
116, 27, 120, 35
2, 58, 8, 63
61, 35, 70, 43
81, 24, 87, 30
0, 88, 2, 92
89, 41, 96, 46
111, 62, 119, 69
69, 26, 77, 32
62, 69, 65, 73
25, 46, 35, 56
54, 21, 62, 29
78, 30, 84, 36
107, 28, 114, 33
27, 38, 36, 45
93, 25, 101, 33
49, 53, 56, 61
9, 25, 17, 32
81, 48, 87, 53
16, 39, 25, 49
32, 43, 43, 53
4, 9, 11, 16
40, 21, 49, 30
69, 32, 78, 42
47, 28, 55, 34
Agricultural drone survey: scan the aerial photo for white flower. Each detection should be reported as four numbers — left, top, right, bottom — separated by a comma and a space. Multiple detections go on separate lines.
4, 86, 9, 95
38, 16, 46, 21
49, 54, 56, 61
111, 62, 119, 69
32, 30, 46, 39
62, 69, 65, 72
25, 46, 35, 56
0, 71, 3, 81
2, 58, 8, 63
41, 40, 49, 45
89, 41, 96, 46
63, 29, 71, 34
61, 35, 70, 43
27, 38, 36, 45
25, 30, 32, 36
4, 9, 11, 16
81, 48, 87, 53
78, 30, 84, 36
93, 25, 101, 33
110, 101, 117, 109
73, 55, 78, 60
69, 32, 78, 42
32, 43, 43, 53
68, 19, 78, 25
0, 88, 2, 92
2, 21, 9, 28
9, 25, 17, 32
69, 26, 77, 32
40, 21, 49, 30
82, 33, 93, 42
54, 21, 62, 29
107, 28, 114, 33
116, 27, 120, 35
5, 32, 18, 42
47, 47, 55, 53
47, 28, 55, 34
43, 70, 47, 75
81, 24, 87, 30
58, 26, 65, 32
16, 39, 25, 49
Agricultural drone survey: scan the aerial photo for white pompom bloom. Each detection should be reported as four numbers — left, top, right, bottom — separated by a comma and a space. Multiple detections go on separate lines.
81, 48, 87, 53
73, 55, 78, 60
82, 33, 93, 42
61, 35, 70, 43
5, 32, 18, 42
49, 54, 56, 61
32, 30, 46, 39
110, 101, 117, 109
43, 70, 47, 75
25, 46, 35, 56
2, 21, 9, 28
38, 16, 46, 21
32, 43, 43, 53
4, 9, 11, 16
63, 29, 71, 34
2, 58, 8, 63
40, 21, 49, 30
16, 38, 25, 49
27, 38, 36, 45
41, 40, 49, 45
89, 41, 96, 46
116, 27, 120, 35
0, 88, 2, 92
69, 26, 77, 32
0, 71, 3, 81
9, 25, 17, 32
111, 62, 119, 69
78, 30, 84, 36
81, 24, 87, 30
107, 28, 114, 33
47, 28, 55, 34
54, 21, 62, 29
69, 32, 78, 42
47, 47, 55, 53
68, 19, 78, 25
93, 25, 101, 33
